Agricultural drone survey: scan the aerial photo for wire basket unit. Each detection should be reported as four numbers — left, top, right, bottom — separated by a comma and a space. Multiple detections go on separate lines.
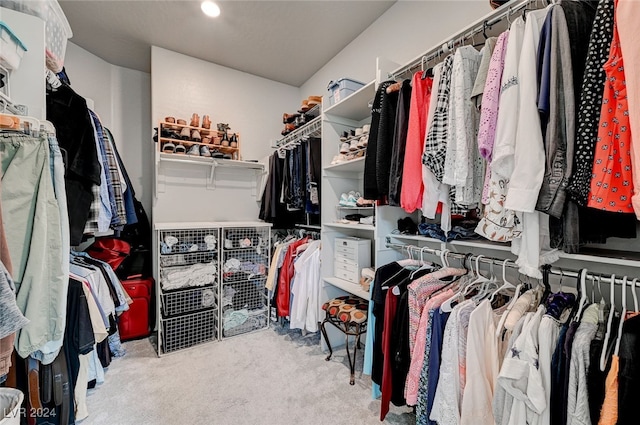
157, 225, 221, 355
220, 225, 271, 338
161, 309, 218, 354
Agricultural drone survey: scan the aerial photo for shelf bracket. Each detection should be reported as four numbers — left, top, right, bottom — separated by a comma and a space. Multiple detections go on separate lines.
207, 163, 217, 190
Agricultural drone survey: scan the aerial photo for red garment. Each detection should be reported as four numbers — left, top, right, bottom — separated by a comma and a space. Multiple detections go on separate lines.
380, 287, 399, 421
588, 12, 634, 213
400, 72, 433, 213
275, 238, 308, 318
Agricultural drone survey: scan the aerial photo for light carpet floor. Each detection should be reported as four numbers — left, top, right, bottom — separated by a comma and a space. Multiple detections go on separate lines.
83, 326, 414, 425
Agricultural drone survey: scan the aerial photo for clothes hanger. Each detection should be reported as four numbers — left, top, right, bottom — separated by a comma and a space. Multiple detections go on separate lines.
600, 274, 617, 371
489, 259, 516, 303
573, 269, 589, 323
632, 278, 639, 313
613, 276, 628, 357
409, 247, 435, 280
495, 269, 524, 338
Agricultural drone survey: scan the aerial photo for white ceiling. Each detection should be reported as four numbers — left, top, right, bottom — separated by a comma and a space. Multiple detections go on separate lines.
59, 0, 396, 87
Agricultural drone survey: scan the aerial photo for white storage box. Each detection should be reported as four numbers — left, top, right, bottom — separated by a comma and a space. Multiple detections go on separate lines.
334, 237, 371, 284
0, 21, 27, 70
1, 0, 72, 64
327, 78, 365, 106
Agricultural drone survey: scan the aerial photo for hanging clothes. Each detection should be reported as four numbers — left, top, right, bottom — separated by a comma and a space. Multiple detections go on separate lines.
612, 0, 640, 218
401, 72, 433, 213
46, 83, 102, 245
587, 6, 634, 214
364, 80, 395, 200
0, 132, 66, 359
477, 32, 509, 205
389, 79, 412, 206
289, 240, 321, 332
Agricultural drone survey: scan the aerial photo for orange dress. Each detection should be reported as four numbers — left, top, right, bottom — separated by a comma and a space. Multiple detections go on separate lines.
588, 9, 634, 213
598, 354, 619, 425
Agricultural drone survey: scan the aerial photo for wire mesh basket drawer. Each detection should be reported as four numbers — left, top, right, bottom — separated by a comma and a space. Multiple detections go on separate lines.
222, 227, 270, 251
221, 285, 269, 338
162, 285, 218, 317
159, 228, 219, 255
222, 306, 268, 338
161, 309, 217, 354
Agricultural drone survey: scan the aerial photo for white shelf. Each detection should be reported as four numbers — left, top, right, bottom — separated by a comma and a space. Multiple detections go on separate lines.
323, 157, 365, 173
386, 233, 512, 252
324, 222, 375, 232
323, 80, 375, 121
558, 251, 640, 268
324, 277, 370, 300
159, 153, 265, 170
336, 206, 374, 210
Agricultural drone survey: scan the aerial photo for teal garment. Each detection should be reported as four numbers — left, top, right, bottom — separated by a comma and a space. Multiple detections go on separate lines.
224, 309, 249, 331
0, 133, 65, 358
364, 282, 382, 399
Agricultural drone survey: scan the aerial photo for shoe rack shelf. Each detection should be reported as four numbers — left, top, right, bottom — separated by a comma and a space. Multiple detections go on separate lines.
158, 122, 240, 159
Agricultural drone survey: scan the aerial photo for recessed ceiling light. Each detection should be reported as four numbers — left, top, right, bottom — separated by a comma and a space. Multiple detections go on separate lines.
201, 1, 221, 18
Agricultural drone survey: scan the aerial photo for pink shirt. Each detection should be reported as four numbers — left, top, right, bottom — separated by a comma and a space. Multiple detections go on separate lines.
477, 31, 510, 204
401, 72, 433, 213
408, 267, 466, 359
405, 289, 455, 405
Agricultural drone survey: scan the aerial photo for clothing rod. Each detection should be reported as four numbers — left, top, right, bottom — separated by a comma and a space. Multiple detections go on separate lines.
385, 241, 635, 287
388, 0, 540, 79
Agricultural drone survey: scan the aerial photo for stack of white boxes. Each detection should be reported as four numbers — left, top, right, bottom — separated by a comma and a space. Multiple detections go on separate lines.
334, 237, 371, 284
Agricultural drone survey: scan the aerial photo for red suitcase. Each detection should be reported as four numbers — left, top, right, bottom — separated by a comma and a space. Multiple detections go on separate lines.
119, 277, 153, 341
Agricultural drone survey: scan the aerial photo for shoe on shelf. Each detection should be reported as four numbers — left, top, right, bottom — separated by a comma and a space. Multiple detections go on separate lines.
200, 145, 211, 157
307, 95, 322, 107
362, 123, 371, 134
360, 216, 375, 225
187, 144, 200, 156
177, 118, 187, 127
180, 127, 191, 140
338, 193, 350, 207
356, 197, 374, 207
357, 134, 368, 149
221, 132, 230, 147
202, 115, 211, 129
345, 191, 360, 207
331, 154, 348, 165
340, 131, 349, 142
202, 136, 212, 144
230, 133, 238, 148
174, 144, 186, 154
211, 149, 224, 159
165, 116, 178, 130
191, 129, 202, 142
299, 99, 310, 113
354, 127, 363, 138
340, 142, 350, 154
283, 113, 300, 124
349, 138, 359, 151
190, 113, 200, 127
161, 142, 175, 153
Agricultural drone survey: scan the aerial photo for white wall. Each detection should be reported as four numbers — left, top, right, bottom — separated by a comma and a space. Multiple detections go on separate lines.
63, 42, 153, 216
300, 1, 491, 97
151, 46, 301, 223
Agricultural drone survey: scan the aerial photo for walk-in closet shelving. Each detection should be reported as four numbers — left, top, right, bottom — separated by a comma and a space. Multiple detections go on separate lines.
319, 60, 406, 349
